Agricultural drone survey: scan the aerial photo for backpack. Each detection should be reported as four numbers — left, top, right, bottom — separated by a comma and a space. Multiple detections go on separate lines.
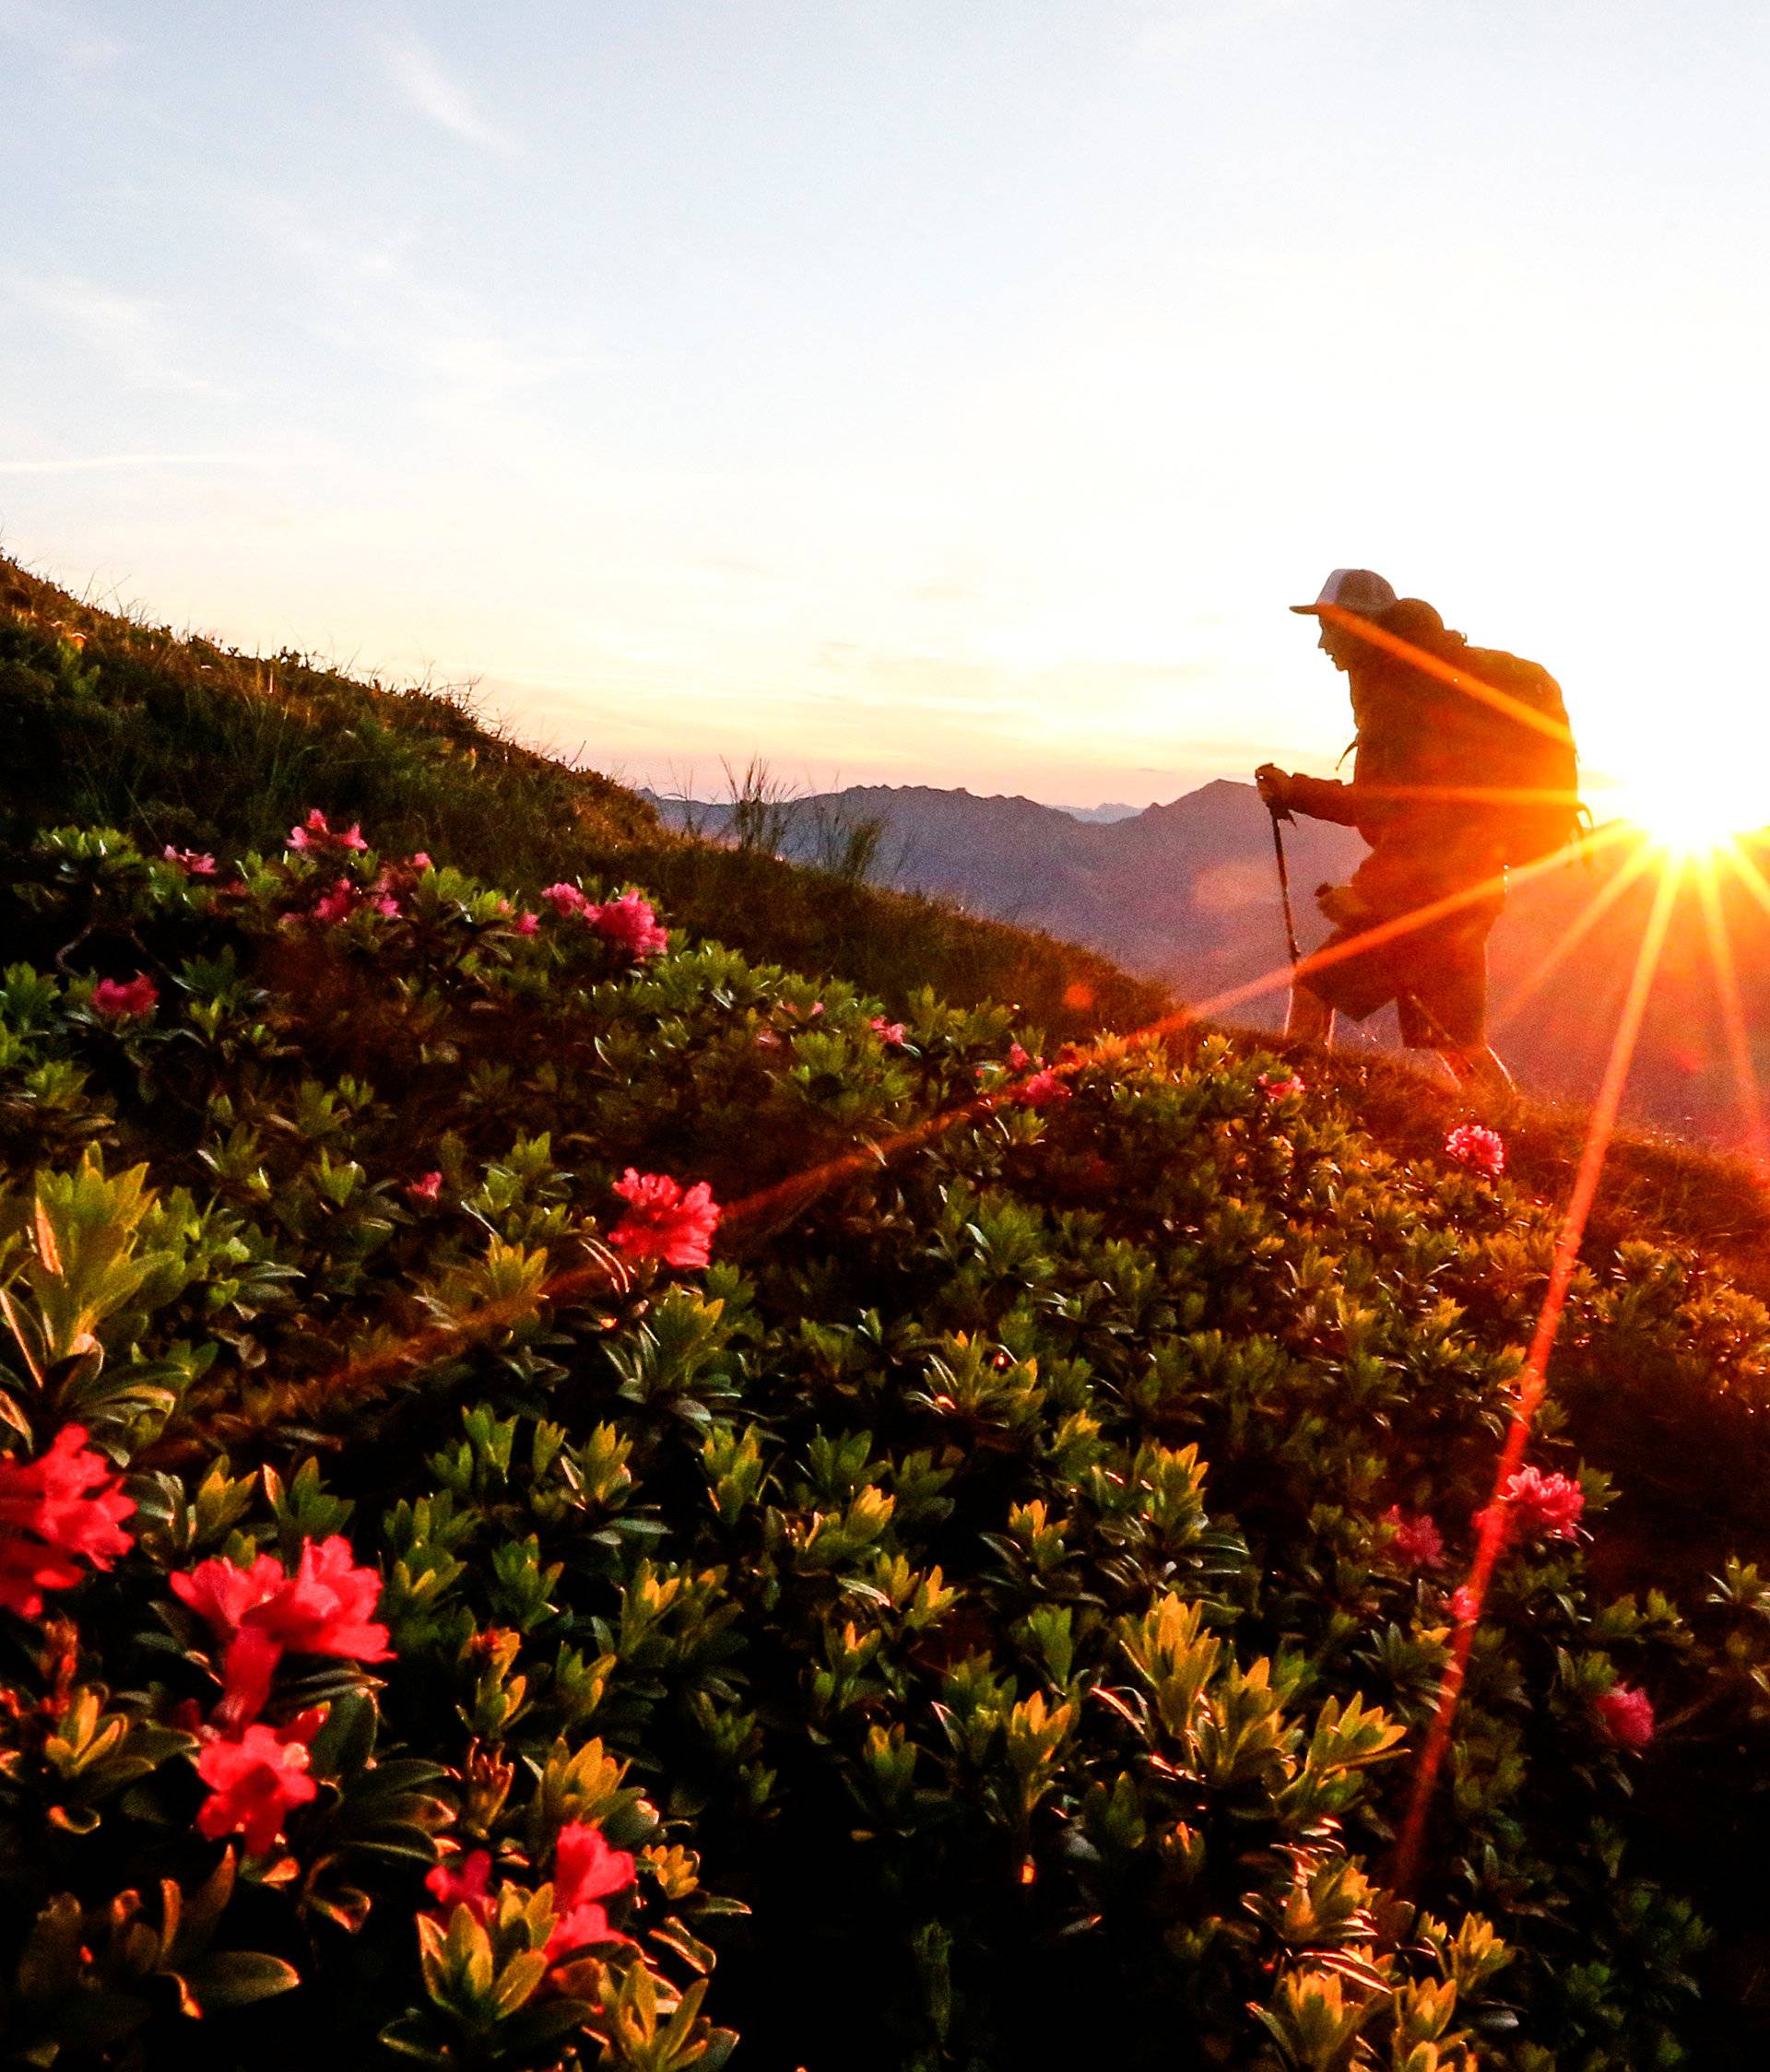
1456, 646, 1586, 867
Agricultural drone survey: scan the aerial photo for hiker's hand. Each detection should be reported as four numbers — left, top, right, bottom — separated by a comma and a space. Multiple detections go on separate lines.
1255, 764, 1292, 812
1316, 882, 1371, 929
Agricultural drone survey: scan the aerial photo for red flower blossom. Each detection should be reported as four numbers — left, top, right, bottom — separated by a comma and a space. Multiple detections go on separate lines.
173, 1536, 390, 1668
162, 846, 218, 877
250, 1536, 393, 1661
171, 1551, 286, 1635
91, 972, 158, 1020
214, 1625, 282, 1730
541, 881, 592, 917
195, 1719, 320, 1855
1447, 1584, 1480, 1625
545, 1820, 637, 1959
589, 891, 667, 960
1445, 1123, 1505, 1178
1381, 1505, 1443, 1570
1594, 1683, 1655, 1751
288, 809, 367, 854
1007, 1042, 1032, 1072
1019, 1067, 1071, 1108
406, 1171, 444, 1203
513, 911, 539, 936
0, 1426, 135, 1617
409, 852, 432, 871
1481, 1466, 1585, 1545
608, 1170, 720, 1269
870, 1017, 907, 1047
1257, 1071, 1306, 1101
312, 879, 358, 926
425, 1848, 497, 1926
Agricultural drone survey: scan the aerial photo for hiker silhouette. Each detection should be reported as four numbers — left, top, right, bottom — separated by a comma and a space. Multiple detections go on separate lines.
1257, 568, 1580, 1092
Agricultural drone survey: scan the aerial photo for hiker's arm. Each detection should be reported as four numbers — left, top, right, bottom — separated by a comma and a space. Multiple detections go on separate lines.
1284, 773, 1361, 825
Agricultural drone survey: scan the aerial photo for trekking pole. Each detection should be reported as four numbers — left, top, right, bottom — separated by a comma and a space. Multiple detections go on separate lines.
1268, 804, 1302, 970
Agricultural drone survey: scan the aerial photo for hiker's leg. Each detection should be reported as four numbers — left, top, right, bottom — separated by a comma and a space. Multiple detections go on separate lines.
1441, 1042, 1513, 1093
1285, 983, 1336, 1045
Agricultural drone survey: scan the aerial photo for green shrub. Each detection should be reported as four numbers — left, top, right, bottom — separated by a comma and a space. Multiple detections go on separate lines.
0, 817, 1766, 2067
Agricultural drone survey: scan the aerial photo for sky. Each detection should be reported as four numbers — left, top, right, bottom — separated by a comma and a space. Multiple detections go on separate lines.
3, 0, 1769, 816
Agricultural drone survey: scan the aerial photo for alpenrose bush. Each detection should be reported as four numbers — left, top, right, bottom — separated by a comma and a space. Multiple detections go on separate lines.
1, 822, 1768, 2067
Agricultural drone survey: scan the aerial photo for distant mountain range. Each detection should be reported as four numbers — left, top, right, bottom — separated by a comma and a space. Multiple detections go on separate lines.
646, 780, 1770, 1149
1057, 801, 1143, 823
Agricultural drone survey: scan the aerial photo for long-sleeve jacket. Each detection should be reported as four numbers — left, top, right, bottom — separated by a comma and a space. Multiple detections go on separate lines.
1287, 658, 1508, 924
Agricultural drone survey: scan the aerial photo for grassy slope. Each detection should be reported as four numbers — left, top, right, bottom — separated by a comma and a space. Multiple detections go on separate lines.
6, 555, 1770, 2058
7, 551, 1765, 1586
0, 557, 1159, 1042
1294, 1046, 1770, 1589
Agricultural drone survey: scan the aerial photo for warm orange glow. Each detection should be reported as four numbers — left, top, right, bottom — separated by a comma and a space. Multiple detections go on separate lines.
1491, 838, 1660, 1032
1394, 858, 1685, 1893
1602, 757, 1768, 858
1694, 854, 1767, 1168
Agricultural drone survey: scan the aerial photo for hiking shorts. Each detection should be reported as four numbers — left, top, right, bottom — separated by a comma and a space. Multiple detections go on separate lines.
1304, 905, 1497, 1050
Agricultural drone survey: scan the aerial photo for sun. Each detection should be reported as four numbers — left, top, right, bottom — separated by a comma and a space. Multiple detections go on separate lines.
1603, 755, 1769, 858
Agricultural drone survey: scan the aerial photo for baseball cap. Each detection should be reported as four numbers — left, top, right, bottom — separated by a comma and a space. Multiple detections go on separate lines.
1291, 568, 1398, 616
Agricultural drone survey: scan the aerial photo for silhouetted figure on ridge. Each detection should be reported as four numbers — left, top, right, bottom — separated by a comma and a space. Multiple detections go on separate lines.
1257, 568, 1580, 1092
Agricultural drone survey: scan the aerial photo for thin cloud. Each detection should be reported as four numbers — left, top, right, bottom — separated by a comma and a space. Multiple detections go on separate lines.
373, 27, 521, 155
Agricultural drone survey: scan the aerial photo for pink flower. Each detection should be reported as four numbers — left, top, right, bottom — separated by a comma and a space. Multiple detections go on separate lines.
542, 882, 593, 918
1019, 1068, 1071, 1109
312, 879, 358, 926
0, 1426, 135, 1618
406, 1171, 443, 1203
250, 1536, 393, 1661
870, 1017, 908, 1047
172, 1536, 391, 1667
1258, 1072, 1306, 1101
608, 1170, 721, 1269
288, 808, 367, 854
171, 1551, 286, 1634
195, 1720, 320, 1855
425, 1848, 497, 1926
1594, 1683, 1655, 1751
173, 1551, 285, 1628
589, 891, 667, 960
1446, 1124, 1505, 1178
546, 1821, 637, 1959
1481, 1466, 1585, 1545
162, 846, 218, 877
91, 972, 158, 1020
409, 852, 431, 871
1447, 1585, 1481, 1625
513, 911, 539, 936
1007, 1042, 1032, 1072
213, 1625, 282, 1730
1381, 1505, 1443, 1570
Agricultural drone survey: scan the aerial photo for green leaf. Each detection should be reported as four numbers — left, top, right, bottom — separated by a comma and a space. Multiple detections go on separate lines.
180, 1949, 301, 2009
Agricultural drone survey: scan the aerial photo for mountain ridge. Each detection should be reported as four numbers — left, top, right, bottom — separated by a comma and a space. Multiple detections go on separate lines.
646, 776, 1770, 1149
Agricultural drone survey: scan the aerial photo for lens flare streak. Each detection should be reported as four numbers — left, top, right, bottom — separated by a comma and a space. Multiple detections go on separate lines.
1392, 857, 1685, 1894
